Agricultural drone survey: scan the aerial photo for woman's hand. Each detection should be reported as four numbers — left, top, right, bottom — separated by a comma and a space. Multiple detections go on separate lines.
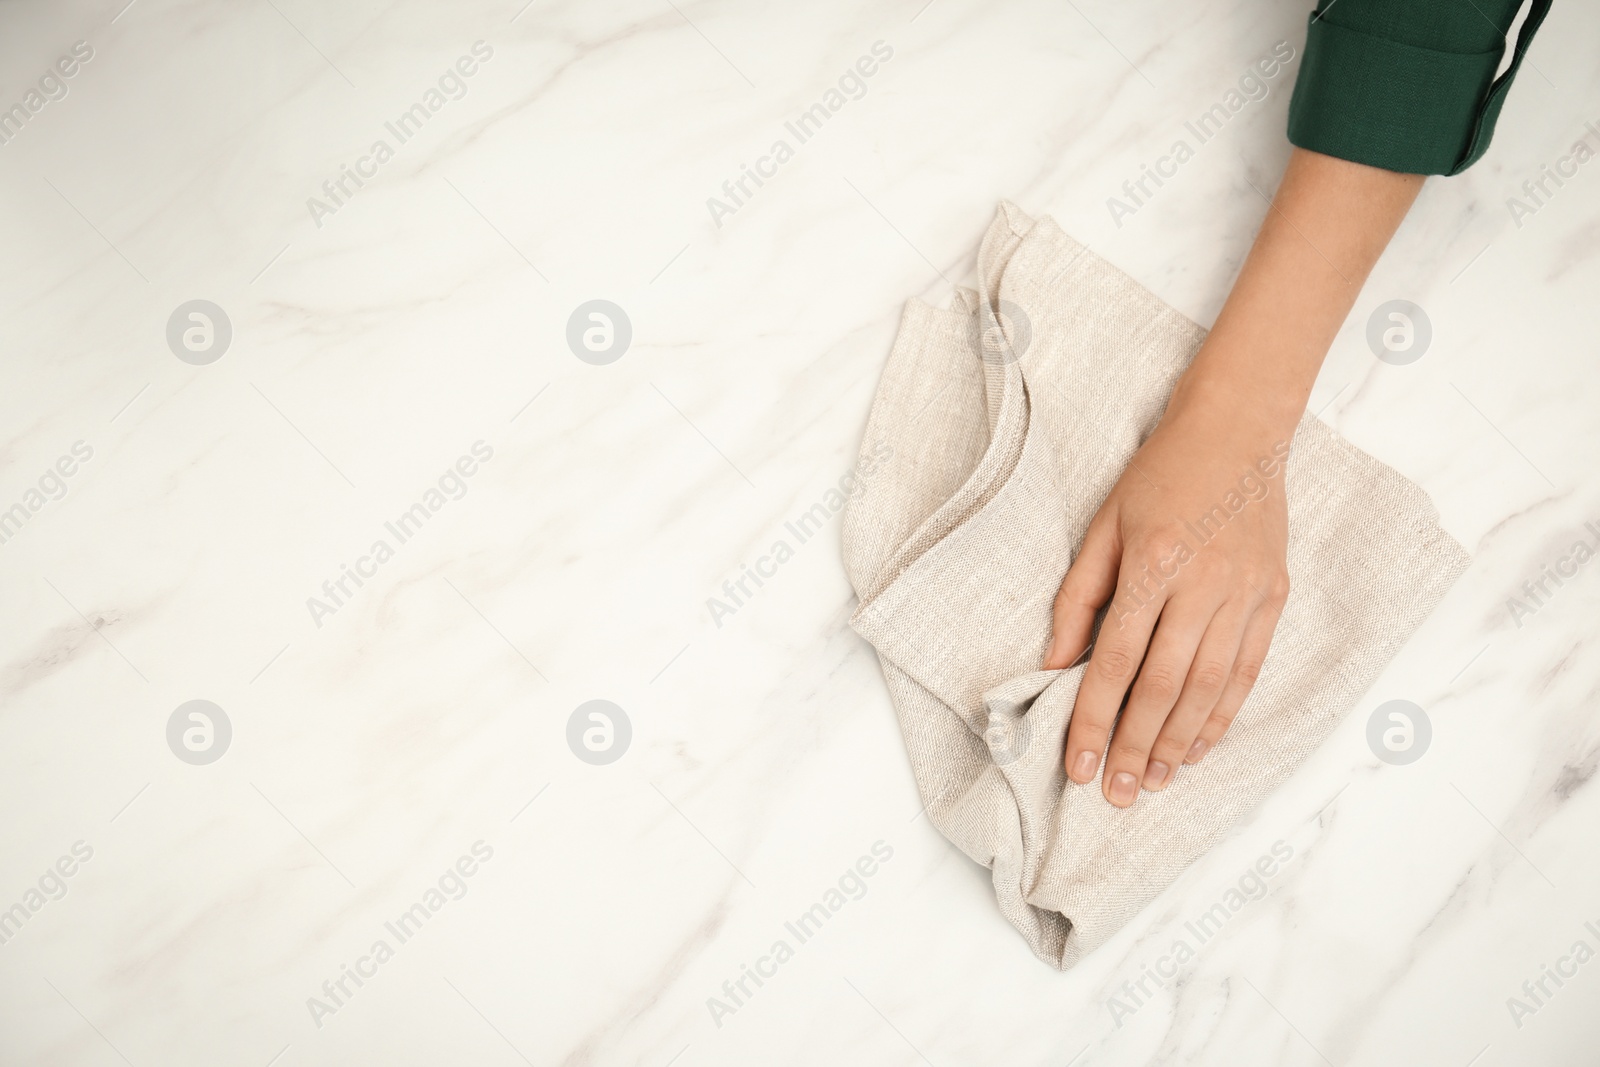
1043, 391, 1291, 806
1040, 147, 1427, 807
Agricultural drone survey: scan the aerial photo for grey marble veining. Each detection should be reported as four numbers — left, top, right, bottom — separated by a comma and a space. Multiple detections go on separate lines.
0, 0, 1597, 1064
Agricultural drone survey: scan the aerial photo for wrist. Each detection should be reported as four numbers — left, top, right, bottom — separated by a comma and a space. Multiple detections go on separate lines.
1163, 361, 1303, 450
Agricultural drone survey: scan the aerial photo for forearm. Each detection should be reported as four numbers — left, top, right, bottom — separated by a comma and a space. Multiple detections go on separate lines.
1165, 147, 1425, 443
1055, 150, 1428, 792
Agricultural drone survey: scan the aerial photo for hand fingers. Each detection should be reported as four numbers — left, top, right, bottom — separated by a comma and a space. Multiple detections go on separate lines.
1098, 595, 1216, 806
1063, 546, 1164, 789
1186, 599, 1282, 762
1142, 599, 1252, 788
1045, 509, 1122, 670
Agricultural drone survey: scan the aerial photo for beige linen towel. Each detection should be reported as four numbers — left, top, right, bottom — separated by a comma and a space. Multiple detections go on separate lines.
841, 201, 1469, 969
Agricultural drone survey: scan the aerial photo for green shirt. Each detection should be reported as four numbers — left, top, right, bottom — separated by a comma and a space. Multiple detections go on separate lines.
1287, 0, 1551, 175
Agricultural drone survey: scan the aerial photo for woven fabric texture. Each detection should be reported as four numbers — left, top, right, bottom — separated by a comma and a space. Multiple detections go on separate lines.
841, 202, 1470, 968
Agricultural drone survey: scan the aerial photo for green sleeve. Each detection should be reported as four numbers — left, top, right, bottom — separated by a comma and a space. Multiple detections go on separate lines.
1286, 0, 1552, 175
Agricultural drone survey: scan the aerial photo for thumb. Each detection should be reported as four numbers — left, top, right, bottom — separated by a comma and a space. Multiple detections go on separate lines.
1045, 509, 1122, 669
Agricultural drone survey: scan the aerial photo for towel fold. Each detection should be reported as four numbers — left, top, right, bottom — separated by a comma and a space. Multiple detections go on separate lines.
841, 202, 1469, 968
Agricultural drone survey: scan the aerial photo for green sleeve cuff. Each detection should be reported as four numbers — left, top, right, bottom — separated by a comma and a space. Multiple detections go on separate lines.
1287, 0, 1552, 176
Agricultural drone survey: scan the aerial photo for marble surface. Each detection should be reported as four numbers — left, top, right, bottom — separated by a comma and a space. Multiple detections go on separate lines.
1, 0, 1597, 1064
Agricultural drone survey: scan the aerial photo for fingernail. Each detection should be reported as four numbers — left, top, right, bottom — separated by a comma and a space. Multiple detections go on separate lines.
1143, 761, 1169, 789
1070, 749, 1098, 781
1108, 771, 1137, 806
1186, 738, 1208, 763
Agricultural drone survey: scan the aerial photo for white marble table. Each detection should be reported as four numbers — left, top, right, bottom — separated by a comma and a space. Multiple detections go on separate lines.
1, 1, 1596, 1064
